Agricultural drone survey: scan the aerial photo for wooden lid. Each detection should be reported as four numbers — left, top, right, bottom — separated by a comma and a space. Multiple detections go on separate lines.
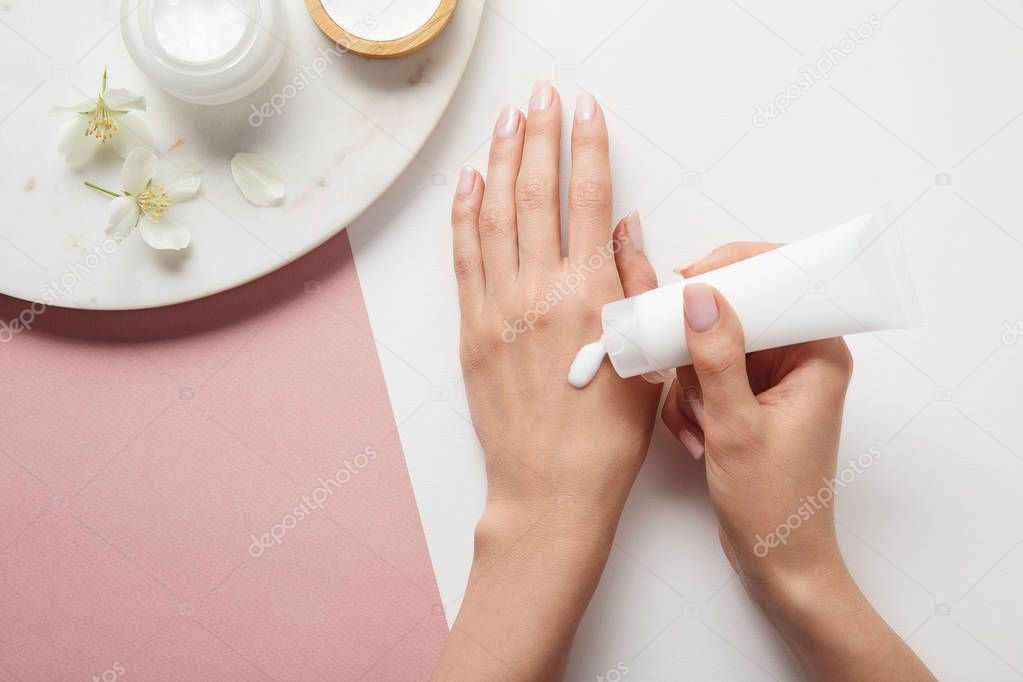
305, 0, 457, 59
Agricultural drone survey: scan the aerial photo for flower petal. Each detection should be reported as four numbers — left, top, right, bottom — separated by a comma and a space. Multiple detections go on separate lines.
111, 113, 154, 159
106, 196, 140, 240
153, 168, 201, 203
140, 214, 190, 251
122, 148, 158, 195
103, 89, 146, 112
57, 116, 99, 168
51, 99, 97, 114
231, 153, 285, 207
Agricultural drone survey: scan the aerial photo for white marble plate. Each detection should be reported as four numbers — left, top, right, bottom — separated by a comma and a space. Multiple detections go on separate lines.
0, 0, 483, 310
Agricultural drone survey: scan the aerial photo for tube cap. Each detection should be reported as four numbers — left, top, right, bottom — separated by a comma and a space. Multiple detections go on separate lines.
602, 297, 656, 379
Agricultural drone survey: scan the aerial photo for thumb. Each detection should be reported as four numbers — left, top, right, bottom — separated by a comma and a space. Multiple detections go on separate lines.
683, 283, 758, 419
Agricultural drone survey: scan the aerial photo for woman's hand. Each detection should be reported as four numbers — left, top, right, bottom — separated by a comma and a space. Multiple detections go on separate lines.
662, 244, 934, 681
432, 83, 660, 680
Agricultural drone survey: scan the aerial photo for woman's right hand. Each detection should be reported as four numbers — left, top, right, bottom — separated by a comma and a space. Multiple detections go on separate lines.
661, 243, 935, 681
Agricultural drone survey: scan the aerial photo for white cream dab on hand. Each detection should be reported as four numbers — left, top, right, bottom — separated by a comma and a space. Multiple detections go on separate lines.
568, 340, 607, 389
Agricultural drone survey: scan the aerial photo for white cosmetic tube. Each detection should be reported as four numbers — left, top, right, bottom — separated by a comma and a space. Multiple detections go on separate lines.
600, 211, 922, 378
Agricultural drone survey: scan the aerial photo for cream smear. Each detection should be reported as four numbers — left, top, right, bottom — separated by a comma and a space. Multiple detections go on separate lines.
568, 340, 607, 389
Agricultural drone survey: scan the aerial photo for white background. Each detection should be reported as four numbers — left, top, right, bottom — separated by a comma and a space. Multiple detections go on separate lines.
350, 0, 1023, 679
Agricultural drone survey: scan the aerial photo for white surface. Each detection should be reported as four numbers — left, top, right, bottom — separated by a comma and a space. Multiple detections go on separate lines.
349, 0, 1023, 680
0, 0, 482, 309
322, 0, 443, 41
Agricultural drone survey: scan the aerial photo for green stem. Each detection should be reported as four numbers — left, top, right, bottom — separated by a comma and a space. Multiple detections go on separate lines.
101, 67, 108, 95
84, 181, 121, 198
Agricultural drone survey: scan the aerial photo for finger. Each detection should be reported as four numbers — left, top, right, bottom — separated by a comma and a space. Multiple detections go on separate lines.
661, 379, 706, 460
612, 211, 658, 297
684, 283, 759, 421
515, 82, 562, 274
673, 364, 704, 428
567, 92, 615, 285
676, 242, 782, 278
479, 105, 524, 286
451, 166, 485, 315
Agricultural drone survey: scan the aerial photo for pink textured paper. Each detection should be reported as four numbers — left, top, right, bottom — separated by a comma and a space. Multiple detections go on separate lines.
0, 233, 446, 681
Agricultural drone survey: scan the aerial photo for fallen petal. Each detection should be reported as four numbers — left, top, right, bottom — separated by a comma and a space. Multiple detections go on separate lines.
231, 152, 285, 207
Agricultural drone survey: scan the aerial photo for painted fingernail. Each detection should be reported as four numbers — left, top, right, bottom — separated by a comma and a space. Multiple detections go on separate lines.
684, 283, 719, 332
530, 81, 552, 111
575, 92, 597, 123
675, 258, 703, 276
625, 210, 644, 252
495, 105, 520, 138
456, 166, 475, 196
678, 429, 705, 460
691, 398, 705, 429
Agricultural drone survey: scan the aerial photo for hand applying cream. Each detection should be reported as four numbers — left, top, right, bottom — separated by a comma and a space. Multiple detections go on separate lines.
567, 211, 921, 387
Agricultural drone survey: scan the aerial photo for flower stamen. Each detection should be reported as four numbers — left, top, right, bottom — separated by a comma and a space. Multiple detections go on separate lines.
84, 100, 120, 144
136, 184, 173, 222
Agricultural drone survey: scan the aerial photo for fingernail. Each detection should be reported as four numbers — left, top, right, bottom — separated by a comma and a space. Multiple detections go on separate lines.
575, 92, 597, 123
678, 429, 705, 460
530, 81, 552, 111
456, 166, 475, 196
691, 399, 705, 429
625, 210, 644, 252
495, 105, 520, 138
675, 256, 704, 276
684, 283, 719, 332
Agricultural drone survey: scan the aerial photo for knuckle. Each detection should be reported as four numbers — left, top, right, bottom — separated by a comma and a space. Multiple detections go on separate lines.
459, 336, 489, 372
516, 176, 554, 212
694, 345, 742, 380
452, 250, 479, 281
477, 205, 510, 240
569, 179, 610, 213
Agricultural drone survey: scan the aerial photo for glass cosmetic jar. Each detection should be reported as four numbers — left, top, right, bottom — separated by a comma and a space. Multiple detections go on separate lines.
121, 0, 285, 105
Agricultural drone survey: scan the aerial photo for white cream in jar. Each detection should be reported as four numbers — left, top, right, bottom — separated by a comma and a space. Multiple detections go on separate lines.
121, 0, 285, 105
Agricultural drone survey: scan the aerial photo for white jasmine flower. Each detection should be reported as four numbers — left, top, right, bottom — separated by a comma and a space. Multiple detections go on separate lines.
55, 69, 153, 168
231, 153, 286, 207
86, 149, 200, 251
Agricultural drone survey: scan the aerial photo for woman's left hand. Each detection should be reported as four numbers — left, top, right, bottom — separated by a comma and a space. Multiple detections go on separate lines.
432, 82, 660, 680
